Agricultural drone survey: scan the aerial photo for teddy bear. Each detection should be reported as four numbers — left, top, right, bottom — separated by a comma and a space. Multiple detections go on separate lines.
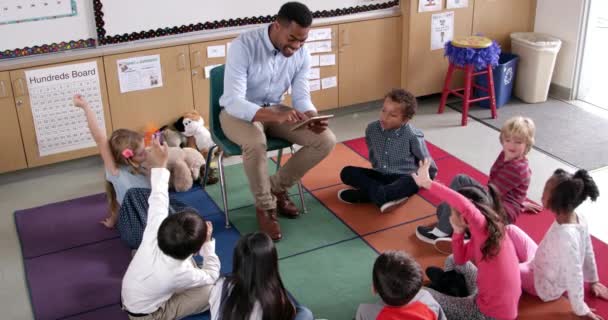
143, 146, 205, 192
173, 111, 219, 185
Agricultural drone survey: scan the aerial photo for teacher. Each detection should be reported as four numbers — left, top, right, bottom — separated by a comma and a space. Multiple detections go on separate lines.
219, 2, 336, 241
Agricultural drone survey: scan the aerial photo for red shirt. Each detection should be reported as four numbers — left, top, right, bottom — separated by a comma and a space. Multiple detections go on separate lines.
489, 151, 531, 223
377, 301, 437, 320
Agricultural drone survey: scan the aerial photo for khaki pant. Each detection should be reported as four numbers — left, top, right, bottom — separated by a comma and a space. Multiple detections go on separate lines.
127, 284, 212, 320
220, 108, 336, 209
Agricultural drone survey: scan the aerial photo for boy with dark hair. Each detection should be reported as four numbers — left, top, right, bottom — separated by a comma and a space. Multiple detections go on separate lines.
339, 88, 438, 213
356, 251, 446, 320
121, 139, 220, 320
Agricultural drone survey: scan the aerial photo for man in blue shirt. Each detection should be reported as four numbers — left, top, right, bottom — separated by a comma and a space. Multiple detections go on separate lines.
219, 2, 336, 241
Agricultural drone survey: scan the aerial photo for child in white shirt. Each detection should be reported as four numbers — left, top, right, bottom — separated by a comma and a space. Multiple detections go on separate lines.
121, 139, 220, 320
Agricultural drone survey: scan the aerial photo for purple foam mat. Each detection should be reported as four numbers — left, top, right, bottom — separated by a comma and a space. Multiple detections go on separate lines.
24, 239, 131, 320
61, 304, 127, 320
15, 193, 119, 258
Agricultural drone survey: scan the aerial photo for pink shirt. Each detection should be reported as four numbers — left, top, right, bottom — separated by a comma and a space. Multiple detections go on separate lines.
430, 182, 521, 320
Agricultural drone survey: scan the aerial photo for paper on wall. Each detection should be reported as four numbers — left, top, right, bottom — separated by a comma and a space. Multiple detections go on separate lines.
431, 11, 454, 50
319, 54, 336, 66
305, 40, 332, 54
117, 55, 163, 93
308, 67, 320, 80
418, 0, 443, 12
310, 55, 320, 67
25, 61, 106, 157
204, 64, 222, 78
308, 28, 332, 41
207, 45, 226, 58
446, 0, 468, 9
321, 76, 337, 89
309, 79, 321, 92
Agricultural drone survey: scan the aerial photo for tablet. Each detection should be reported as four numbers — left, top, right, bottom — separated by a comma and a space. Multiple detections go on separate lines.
290, 115, 334, 131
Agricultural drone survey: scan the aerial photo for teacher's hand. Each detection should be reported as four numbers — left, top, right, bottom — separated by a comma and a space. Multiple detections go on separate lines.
274, 109, 303, 124
304, 111, 328, 134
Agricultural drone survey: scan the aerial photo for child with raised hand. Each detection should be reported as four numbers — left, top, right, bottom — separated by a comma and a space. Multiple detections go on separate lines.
356, 250, 446, 320
412, 159, 521, 320
514, 169, 608, 320
338, 88, 438, 213
417, 116, 539, 245
209, 232, 313, 320
121, 139, 220, 320
74, 94, 150, 228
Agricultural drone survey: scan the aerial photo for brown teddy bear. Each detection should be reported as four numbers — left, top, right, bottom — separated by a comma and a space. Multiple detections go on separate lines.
143, 146, 205, 192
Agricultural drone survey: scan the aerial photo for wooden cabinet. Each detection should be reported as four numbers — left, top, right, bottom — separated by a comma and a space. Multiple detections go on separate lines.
472, 0, 537, 52
9, 58, 112, 168
0, 71, 27, 173
401, 3, 475, 97
338, 17, 402, 106
104, 45, 193, 132
190, 38, 234, 125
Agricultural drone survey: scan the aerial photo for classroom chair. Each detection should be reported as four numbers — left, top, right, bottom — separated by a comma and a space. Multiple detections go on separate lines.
202, 65, 307, 228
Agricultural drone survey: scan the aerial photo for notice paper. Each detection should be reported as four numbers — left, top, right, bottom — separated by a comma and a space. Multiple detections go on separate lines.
431, 11, 454, 50
447, 0, 468, 9
308, 28, 332, 41
319, 54, 336, 66
308, 68, 320, 80
321, 76, 337, 89
310, 55, 320, 67
306, 40, 332, 54
117, 55, 163, 93
419, 0, 443, 12
309, 79, 321, 92
25, 61, 105, 157
207, 45, 226, 58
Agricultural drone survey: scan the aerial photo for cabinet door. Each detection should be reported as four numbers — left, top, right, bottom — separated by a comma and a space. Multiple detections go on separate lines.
338, 17, 402, 106
404, 2, 475, 96
10, 58, 113, 168
104, 45, 193, 132
473, 0, 536, 51
0, 71, 27, 173
190, 38, 234, 126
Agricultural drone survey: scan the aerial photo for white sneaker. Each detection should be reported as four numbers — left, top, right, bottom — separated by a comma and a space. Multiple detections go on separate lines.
379, 197, 409, 213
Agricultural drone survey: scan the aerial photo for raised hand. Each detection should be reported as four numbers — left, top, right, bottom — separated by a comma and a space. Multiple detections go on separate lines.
146, 139, 169, 169
73, 94, 89, 109
411, 159, 433, 189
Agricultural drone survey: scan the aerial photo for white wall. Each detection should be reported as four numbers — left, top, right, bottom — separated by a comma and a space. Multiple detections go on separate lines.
534, 0, 585, 90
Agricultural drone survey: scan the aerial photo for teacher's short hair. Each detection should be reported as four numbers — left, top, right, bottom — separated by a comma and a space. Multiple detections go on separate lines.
278, 2, 313, 28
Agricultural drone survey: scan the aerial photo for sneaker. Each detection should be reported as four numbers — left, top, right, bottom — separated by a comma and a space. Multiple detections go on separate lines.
337, 188, 366, 204
434, 234, 471, 255
416, 225, 448, 244
379, 197, 409, 213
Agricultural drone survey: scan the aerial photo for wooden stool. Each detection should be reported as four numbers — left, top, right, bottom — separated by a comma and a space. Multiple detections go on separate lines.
438, 36, 497, 126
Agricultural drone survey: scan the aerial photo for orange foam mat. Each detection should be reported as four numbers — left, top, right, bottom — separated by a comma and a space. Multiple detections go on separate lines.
312, 184, 436, 235
278, 143, 371, 191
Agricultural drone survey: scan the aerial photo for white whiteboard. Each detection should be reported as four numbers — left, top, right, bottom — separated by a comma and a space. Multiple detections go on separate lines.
100, 0, 394, 37
0, 0, 96, 52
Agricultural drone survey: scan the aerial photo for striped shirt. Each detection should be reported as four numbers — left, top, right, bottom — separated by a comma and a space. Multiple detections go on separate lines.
488, 151, 531, 223
365, 120, 438, 178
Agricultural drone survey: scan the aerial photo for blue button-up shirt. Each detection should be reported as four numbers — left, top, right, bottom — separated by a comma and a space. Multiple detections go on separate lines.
219, 25, 316, 122
366, 120, 438, 178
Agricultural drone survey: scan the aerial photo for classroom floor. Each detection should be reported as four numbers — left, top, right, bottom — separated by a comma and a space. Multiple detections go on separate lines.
1, 96, 607, 319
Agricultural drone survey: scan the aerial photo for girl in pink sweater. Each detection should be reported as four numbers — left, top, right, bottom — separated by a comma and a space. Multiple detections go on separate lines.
413, 159, 521, 320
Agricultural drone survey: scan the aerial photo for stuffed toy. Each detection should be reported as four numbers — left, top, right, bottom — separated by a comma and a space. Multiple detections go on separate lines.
159, 125, 185, 148
173, 111, 214, 155
143, 146, 205, 192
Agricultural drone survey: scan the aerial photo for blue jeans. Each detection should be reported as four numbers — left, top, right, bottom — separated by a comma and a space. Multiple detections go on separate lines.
340, 166, 419, 207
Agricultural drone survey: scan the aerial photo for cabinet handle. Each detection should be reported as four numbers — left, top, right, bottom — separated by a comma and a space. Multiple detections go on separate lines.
192, 69, 199, 77
13, 78, 26, 96
0, 81, 6, 98
177, 53, 186, 70
16, 99, 23, 108
192, 51, 202, 68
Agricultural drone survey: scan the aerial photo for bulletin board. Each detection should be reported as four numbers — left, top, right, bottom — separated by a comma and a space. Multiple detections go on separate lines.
94, 0, 399, 44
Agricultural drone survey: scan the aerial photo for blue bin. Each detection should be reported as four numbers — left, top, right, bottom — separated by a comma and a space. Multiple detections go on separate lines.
474, 53, 519, 108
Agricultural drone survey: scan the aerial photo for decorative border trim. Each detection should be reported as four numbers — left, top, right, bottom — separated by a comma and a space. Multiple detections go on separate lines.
0, 39, 96, 60
94, 0, 399, 45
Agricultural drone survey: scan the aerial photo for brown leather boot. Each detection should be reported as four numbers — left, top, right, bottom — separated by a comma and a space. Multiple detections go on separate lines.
255, 207, 282, 241
273, 191, 300, 218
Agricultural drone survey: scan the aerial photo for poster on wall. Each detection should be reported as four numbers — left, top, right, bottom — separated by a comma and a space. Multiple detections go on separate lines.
418, 0, 443, 13
446, 0, 468, 9
117, 55, 163, 93
0, 0, 77, 25
25, 61, 105, 156
431, 11, 454, 50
